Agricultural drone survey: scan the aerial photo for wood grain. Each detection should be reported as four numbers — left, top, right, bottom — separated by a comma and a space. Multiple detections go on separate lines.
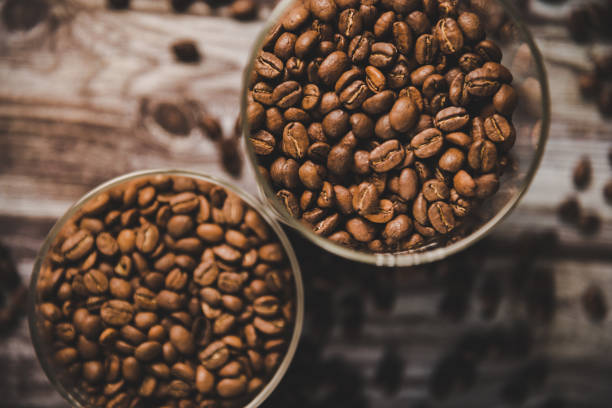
0, 0, 611, 407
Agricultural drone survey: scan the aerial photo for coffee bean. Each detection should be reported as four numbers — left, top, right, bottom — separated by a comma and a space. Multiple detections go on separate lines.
411, 128, 443, 158
346, 217, 376, 242
435, 106, 469, 132
101, 300, 134, 326
255, 51, 284, 79
435, 18, 463, 55
573, 156, 591, 190
457, 12, 483, 42
428, 201, 455, 233
362, 89, 395, 115
369, 42, 397, 68
348, 33, 372, 63
318, 51, 350, 86
370, 140, 405, 172
282, 122, 309, 159
389, 97, 418, 132
484, 114, 515, 144
415, 34, 438, 65
438, 147, 465, 172
338, 8, 363, 38
475, 173, 499, 198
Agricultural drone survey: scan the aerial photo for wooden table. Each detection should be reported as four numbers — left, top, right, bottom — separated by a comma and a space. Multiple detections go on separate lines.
1, 0, 611, 407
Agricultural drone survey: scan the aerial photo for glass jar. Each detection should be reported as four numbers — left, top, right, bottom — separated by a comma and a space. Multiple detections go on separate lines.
240, 0, 550, 266
29, 169, 304, 408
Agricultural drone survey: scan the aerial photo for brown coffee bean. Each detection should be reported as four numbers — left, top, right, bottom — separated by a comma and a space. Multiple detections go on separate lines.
435, 18, 463, 55
389, 97, 418, 132
339, 80, 370, 110
338, 8, 363, 38
475, 173, 499, 198
327, 143, 353, 176
387, 61, 411, 89
453, 170, 476, 197
352, 182, 379, 215
438, 147, 465, 172
484, 114, 515, 143
61, 229, 94, 261
318, 51, 349, 87
369, 42, 397, 68
475, 40, 502, 63
457, 12, 483, 42
573, 156, 592, 190
467, 139, 497, 172
362, 90, 395, 115
365, 66, 386, 93
415, 34, 438, 65
428, 201, 455, 233
274, 32, 296, 61
383, 215, 413, 246
449, 72, 470, 106
334, 66, 363, 93
274, 81, 302, 109
134, 341, 162, 362
346, 217, 376, 242
255, 51, 283, 79
348, 33, 372, 63
363, 199, 394, 223
493, 84, 518, 116
411, 128, 443, 158
294, 30, 319, 58
369, 139, 405, 172
282, 122, 309, 159
434, 107, 469, 132
199, 341, 229, 370
217, 375, 247, 398
100, 300, 134, 326
374, 11, 395, 38
299, 160, 326, 189
466, 67, 501, 97
166, 215, 194, 239
392, 21, 413, 55
156, 290, 183, 311
322, 109, 349, 139
350, 113, 374, 139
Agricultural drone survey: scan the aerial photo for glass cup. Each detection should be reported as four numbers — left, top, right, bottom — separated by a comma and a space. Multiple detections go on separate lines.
241, 0, 550, 266
28, 169, 304, 408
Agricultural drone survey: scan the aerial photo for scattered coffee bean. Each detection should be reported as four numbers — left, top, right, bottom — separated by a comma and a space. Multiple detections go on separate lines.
573, 156, 591, 190
246, 0, 518, 252
581, 284, 608, 322
557, 196, 581, 224
171, 40, 201, 64
229, 0, 258, 21
34, 175, 296, 407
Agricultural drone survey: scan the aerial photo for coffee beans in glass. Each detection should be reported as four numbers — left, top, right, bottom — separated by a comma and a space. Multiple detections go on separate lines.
242, 0, 550, 266
29, 170, 303, 408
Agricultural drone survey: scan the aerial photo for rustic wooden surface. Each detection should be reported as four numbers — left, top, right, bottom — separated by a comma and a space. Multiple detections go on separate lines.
0, 0, 611, 407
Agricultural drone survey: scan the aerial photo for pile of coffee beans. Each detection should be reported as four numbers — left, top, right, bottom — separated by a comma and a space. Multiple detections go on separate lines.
34, 174, 296, 408
245, 0, 517, 253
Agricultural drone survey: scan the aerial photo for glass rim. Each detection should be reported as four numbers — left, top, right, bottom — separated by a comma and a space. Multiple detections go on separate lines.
28, 168, 305, 408
240, 0, 551, 267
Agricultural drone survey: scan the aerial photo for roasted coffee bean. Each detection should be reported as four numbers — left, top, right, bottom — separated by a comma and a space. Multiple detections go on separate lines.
573, 156, 591, 190
457, 12, 483, 42
428, 201, 455, 233
370, 140, 405, 172
411, 128, 443, 158
435, 107, 469, 132
362, 90, 395, 115
255, 51, 284, 79
475, 173, 499, 198
348, 33, 372, 63
281, 122, 309, 159
415, 34, 438, 65
484, 114, 515, 143
369, 42, 397, 68
389, 97, 418, 132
